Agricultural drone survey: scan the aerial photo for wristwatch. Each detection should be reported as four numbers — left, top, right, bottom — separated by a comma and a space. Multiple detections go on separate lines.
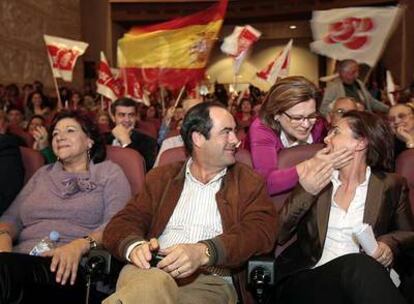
83, 235, 97, 250
205, 246, 211, 259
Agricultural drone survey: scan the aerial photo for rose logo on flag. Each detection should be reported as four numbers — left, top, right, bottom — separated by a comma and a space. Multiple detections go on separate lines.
57, 49, 79, 70
324, 17, 374, 50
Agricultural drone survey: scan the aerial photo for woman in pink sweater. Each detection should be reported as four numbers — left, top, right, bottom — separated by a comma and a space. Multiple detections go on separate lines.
248, 76, 351, 196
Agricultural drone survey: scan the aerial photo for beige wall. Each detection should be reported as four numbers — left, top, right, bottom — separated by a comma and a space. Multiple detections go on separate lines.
0, 0, 82, 93
207, 38, 319, 91
382, 2, 414, 87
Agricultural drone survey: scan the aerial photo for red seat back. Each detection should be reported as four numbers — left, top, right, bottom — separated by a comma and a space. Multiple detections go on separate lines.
9, 125, 34, 148
136, 121, 158, 139
395, 149, 414, 214
157, 146, 187, 167
19, 146, 44, 183
157, 146, 253, 169
272, 143, 325, 210
106, 146, 146, 196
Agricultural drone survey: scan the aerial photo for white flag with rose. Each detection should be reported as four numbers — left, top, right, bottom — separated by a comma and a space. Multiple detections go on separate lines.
310, 6, 402, 67
221, 25, 261, 74
44, 35, 89, 81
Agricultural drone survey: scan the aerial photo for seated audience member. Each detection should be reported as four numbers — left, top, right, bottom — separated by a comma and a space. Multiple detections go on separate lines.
235, 99, 255, 130
96, 110, 114, 134
0, 112, 24, 215
102, 102, 278, 304
388, 103, 414, 157
26, 115, 56, 163
157, 105, 185, 145
143, 104, 162, 132
319, 59, 389, 116
0, 110, 26, 147
7, 106, 25, 128
248, 76, 352, 196
153, 97, 202, 167
275, 110, 414, 304
25, 91, 51, 120
0, 110, 131, 304
326, 96, 359, 127
105, 98, 157, 170
4, 83, 23, 110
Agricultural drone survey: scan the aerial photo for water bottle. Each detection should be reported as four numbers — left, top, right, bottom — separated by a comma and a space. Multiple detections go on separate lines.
29, 230, 60, 256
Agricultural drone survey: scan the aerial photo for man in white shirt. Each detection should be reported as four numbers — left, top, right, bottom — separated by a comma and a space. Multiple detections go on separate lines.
102, 102, 278, 304
105, 98, 158, 170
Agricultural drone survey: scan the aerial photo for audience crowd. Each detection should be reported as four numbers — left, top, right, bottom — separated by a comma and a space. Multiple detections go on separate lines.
1, 59, 414, 304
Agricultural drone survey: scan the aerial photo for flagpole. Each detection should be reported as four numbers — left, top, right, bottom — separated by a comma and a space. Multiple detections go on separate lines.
173, 85, 186, 109
363, 66, 373, 85
160, 86, 166, 116
45, 50, 62, 110
101, 95, 105, 111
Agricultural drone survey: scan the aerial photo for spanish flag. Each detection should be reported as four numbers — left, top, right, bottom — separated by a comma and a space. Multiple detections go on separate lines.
118, 0, 228, 92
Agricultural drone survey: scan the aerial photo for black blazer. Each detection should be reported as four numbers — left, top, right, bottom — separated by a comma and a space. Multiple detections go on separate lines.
105, 129, 158, 171
0, 134, 24, 215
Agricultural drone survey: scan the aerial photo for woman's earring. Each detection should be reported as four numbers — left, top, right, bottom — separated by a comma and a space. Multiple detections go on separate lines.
87, 149, 91, 162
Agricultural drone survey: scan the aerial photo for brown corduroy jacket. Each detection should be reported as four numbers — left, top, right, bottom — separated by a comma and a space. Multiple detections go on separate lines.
103, 160, 278, 283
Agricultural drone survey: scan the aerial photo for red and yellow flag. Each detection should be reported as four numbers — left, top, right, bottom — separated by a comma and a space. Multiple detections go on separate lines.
118, 0, 228, 92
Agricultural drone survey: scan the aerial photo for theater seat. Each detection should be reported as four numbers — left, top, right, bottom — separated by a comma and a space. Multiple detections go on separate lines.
19, 146, 45, 183
157, 146, 253, 168
136, 121, 158, 139
235, 148, 253, 167
395, 149, 414, 214
9, 125, 34, 148
157, 146, 187, 167
272, 143, 325, 210
105, 146, 146, 196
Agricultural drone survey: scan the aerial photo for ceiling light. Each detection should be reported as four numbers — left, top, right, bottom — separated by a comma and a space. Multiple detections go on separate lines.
289, 25, 297, 30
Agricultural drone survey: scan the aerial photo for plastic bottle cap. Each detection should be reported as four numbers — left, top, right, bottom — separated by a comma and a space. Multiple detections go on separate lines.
49, 230, 60, 242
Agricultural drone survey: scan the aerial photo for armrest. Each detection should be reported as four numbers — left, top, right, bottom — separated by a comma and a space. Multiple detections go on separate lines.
247, 254, 276, 304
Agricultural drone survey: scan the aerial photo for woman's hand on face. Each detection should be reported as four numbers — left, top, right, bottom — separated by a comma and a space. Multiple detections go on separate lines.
297, 157, 333, 195
42, 239, 89, 285
396, 126, 414, 144
314, 147, 354, 170
372, 241, 394, 268
32, 126, 49, 150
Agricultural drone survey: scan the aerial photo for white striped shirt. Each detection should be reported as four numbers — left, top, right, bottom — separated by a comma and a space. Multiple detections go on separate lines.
158, 158, 225, 249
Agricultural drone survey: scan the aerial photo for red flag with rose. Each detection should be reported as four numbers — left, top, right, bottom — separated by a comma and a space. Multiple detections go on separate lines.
96, 51, 124, 101
310, 6, 402, 67
44, 35, 88, 82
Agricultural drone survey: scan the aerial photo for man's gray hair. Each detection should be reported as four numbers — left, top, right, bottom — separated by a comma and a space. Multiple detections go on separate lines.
338, 59, 358, 72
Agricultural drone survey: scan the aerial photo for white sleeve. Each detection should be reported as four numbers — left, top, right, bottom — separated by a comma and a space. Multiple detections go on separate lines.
125, 240, 147, 261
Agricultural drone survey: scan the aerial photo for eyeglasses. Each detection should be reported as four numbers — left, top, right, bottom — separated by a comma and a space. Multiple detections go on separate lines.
283, 112, 319, 125
387, 112, 413, 124
332, 108, 347, 117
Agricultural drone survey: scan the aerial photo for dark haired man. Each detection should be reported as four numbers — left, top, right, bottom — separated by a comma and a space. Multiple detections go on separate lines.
105, 98, 157, 170
102, 102, 278, 304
